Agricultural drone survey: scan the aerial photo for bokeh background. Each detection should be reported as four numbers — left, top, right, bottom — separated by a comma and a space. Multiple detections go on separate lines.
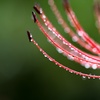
0, 0, 100, 100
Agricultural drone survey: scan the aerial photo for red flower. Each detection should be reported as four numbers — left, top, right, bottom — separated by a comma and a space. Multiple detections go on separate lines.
27, 0, 100, 79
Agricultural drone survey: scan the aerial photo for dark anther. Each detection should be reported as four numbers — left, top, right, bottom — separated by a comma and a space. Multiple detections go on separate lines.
34, 4, 42, 14
27, 31, 33, 42
63, 0, 70, 12
94, 0, 100, 13
32, 12, 37, 22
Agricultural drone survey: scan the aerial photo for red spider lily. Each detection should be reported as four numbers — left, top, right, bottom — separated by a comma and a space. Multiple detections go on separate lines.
27, 0, 100, 79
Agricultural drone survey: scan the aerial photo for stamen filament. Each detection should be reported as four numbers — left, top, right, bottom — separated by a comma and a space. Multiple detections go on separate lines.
27, 31, 100, 79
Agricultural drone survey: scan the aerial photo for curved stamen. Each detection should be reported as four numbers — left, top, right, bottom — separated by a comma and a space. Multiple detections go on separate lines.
48, 0, 99, 55
32, 10, 100, 69
94, 0, 100, 33
27, 1, 100, 79
33, 5, 100, 62
27, 31, 100, 79
63, 0, 100, 54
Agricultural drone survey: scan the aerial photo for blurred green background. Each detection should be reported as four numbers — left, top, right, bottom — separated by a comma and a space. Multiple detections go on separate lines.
0, 0, 100, 100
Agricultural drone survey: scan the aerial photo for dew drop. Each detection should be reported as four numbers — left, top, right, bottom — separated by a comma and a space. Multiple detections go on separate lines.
40, 8, 43, 14
72, 36, 78, 42
35, 43, 38, 46
56, 48, 63, 53
92, 64, 97, 70
88, 76, 91, 79
85, 44, 91, 49
64, 27, 70, 33
82, 76, 86, 79
70, 70, 73, 73
85, 63, 90, 69
58, 18, 63, 25
42, 15, 46, 19
44, 54, 47, 58
70, 47, 74, 51
92, 48, 97, 53
67, 55, 74, 61
45, 23, 48, 26
57, 34, 61, 38
63, 41, 67, 45
77, 30, 83, 37
52, 31, 56, 35
49, 58, 53, 61
59, 66, 62, 68
88, 74, 92, 79
48, 27, 52, 31
39, 48, 42, 52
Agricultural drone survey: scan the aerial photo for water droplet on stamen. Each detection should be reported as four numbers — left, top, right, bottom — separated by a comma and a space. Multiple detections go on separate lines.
58, 18, 63, 25
44, 54, 47, 58
42, 15, 46, 19
64, 27, 70, 33
67, 55, 74, 61
77, 31, 83, 37
59, 66, 62, 68
92, 64, 97, 70
72, 36, 78, 42
92, 48, 97, 53
49, 58, 53, 61
39, 48, 42, 52
40, 8, 43, 14
82, 76, 86, 79
56, 48, 63, 53
48, 27, 52, 31
85, 63, 90, 69
88, 76, 91, 79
